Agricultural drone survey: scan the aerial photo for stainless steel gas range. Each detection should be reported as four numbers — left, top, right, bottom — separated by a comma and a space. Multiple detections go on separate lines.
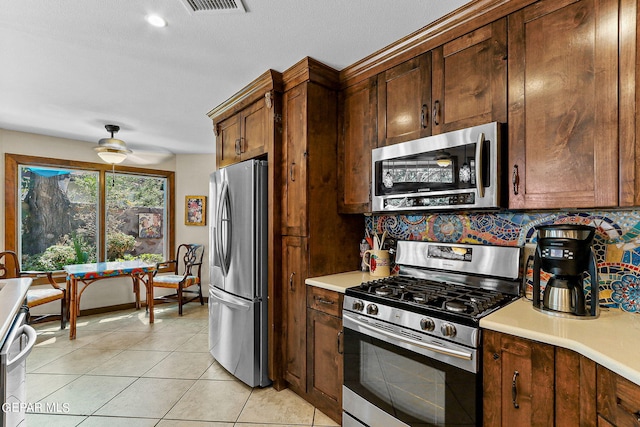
342, 240, 522, 427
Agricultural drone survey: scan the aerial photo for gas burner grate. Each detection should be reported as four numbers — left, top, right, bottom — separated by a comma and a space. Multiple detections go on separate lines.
355, 275, 508, 318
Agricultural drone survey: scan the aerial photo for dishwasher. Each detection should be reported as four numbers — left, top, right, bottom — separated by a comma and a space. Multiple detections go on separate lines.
1, 307, 37, 427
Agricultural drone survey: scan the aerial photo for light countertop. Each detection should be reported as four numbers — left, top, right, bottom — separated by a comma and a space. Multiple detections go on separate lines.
305, 270, 374, 293
481, 298, 640, 386
0, 278, 32, 348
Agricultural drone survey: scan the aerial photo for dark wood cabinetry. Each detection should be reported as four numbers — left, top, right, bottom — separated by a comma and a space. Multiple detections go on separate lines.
281, 58, 362, 423
337, 77, 377, 214
214, 94, 272, 168
306, 286, 343, 423
377, 53, 431, 147
484, 330, 599, 427
598, 366, 640, 427
507, 0, 620, 209
283, 235, 307, 390
483, 330, 555, 426
431, 19, 507, 134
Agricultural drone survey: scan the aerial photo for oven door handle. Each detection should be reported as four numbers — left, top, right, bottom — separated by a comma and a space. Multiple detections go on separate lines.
344, 314, 473, 361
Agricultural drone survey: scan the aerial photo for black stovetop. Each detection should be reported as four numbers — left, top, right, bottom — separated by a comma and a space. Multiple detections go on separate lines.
346, 275, 516, 323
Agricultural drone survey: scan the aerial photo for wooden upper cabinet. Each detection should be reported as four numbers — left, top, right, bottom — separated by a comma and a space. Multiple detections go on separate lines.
215, 95, 271, 168
338, 77, 376, 214
282, 83, 309, 236
508, 0, 619, 209
216, 114, 241, 167
377, 53, 431, 146
241, 98, 269, 160
431, 18, 507, 134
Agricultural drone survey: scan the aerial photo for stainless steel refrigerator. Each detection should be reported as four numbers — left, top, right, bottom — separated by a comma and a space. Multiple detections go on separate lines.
208, 159, 270, 387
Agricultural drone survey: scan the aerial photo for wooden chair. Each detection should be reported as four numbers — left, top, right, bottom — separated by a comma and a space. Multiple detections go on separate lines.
152, 244, 204, 316
0, 250, 67, 329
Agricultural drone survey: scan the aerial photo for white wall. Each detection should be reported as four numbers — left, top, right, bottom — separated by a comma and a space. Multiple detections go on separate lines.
0, 128, 215, 312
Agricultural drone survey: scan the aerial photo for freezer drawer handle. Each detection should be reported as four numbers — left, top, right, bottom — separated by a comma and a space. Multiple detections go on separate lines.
210, 287, 251, 310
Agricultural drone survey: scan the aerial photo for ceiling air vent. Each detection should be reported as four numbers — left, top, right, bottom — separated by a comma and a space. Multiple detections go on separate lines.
180, 0, 246, 13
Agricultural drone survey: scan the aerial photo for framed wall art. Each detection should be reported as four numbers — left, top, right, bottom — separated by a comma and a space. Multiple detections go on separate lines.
139, 213, 163, 238
185, 195, 206, 226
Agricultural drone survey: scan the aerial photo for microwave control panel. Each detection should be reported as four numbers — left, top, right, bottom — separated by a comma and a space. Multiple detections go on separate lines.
384, 192, 475, 209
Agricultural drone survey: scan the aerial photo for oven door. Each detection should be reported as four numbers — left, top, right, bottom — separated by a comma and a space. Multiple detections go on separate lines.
342, 316, 480, 427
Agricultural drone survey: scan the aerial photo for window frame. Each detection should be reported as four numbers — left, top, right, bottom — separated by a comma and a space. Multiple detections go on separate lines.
4, 153, 175, 273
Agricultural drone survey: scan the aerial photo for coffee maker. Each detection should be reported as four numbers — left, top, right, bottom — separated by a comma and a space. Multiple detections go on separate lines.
532, 224, 599, 318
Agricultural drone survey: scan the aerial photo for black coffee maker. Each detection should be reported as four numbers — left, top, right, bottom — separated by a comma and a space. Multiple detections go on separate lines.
532, 224, 599, 317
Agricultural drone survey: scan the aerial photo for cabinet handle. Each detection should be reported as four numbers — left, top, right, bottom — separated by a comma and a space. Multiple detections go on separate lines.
512, 165, 520, 195
432, 100, 440, 126
421, 104, 428, 128
512, 370, 520, 409
316, 297, 335, 305
290, 162, 296, 182
289, 272, 295, 292
616, 400, 640, 422
337, 330, 344, 355
235, 139, 241, 156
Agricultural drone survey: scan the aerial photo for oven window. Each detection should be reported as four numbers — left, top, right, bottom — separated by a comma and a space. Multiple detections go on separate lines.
343, 328, 479, 426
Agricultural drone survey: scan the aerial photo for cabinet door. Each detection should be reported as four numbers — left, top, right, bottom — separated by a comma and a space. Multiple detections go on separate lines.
431, 18, 507, 134
597, 366, 640, 427
282, 84, 308, 236
283, 236, 308, 391
483, 330, 555, 427
508, 0, 619, 209
338, 77, 376, 214
216, 114, 241, 168
306, 307, 343, 424
555, 347, 597, 427
241, 97, 269, 160
377, 53, 431, 146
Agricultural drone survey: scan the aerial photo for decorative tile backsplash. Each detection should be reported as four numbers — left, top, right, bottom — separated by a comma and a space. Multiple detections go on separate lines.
366, 210, 640, 313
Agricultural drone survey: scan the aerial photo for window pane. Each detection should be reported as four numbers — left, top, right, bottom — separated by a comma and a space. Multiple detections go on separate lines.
105, 173, 167, 263
18, 166, 99, 270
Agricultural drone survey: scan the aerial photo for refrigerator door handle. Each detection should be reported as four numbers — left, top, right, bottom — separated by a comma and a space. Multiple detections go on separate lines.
210, 286, 251, 311
216, 180, 232, 276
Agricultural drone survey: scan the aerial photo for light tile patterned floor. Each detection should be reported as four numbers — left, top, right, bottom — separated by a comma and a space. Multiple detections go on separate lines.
26, 303, 339, 427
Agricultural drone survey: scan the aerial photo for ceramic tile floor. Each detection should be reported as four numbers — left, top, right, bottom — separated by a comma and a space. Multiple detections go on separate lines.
26, 303, 340, 427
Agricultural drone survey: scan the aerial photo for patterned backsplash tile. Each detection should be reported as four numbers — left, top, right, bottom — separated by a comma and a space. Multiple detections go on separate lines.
366, 210, 640, 313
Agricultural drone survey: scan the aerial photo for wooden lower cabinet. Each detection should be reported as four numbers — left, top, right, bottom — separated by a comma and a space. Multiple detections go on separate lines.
483, 330, 598, 426
597, 366, 640, 427
306, 286, 343, 423
483, 330, 555, 426
283, 236, 308, 391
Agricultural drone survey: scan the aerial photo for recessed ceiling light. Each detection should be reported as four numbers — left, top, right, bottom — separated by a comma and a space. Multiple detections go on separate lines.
146, 14, 167, 28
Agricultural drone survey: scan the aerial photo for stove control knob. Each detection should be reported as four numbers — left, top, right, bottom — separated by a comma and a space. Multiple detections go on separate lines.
352, 300, 364, 312
366, 304, 379, 315
420, 318, 435, 332
441, 323, 457, 338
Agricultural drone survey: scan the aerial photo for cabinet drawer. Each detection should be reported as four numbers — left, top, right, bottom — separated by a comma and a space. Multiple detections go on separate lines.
597, 366, 640, 426
306, 286, 343, 317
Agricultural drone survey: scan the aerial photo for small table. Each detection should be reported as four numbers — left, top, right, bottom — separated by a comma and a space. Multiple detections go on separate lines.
64, 260, 156, 339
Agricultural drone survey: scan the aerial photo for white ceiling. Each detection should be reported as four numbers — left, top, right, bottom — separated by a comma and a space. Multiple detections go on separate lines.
0, 0, 469, 158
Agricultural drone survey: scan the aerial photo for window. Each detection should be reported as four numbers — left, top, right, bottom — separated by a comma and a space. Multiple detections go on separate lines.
5, 154, 175, 271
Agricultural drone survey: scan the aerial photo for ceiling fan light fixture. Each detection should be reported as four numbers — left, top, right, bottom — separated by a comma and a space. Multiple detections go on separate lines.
95, 125, 132, 164
435, 152, 452, 168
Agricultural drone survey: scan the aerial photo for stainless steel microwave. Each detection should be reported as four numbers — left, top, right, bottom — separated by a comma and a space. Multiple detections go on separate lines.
371, 122, 503, 212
